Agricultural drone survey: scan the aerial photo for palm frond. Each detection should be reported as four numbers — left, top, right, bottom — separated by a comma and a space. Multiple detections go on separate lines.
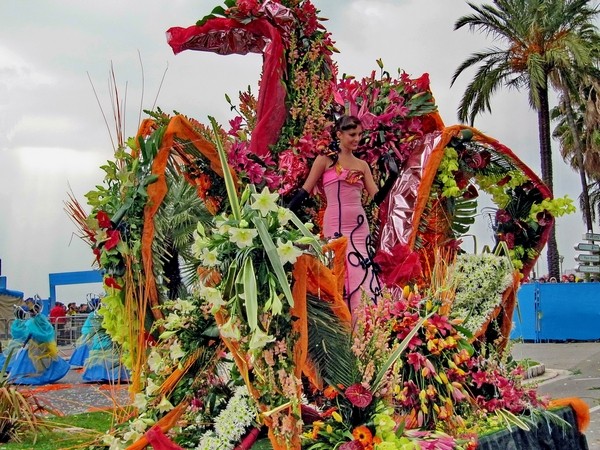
306, 294, 358, 388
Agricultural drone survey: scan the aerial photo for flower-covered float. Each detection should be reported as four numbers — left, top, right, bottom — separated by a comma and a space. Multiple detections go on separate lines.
66, 1, 586, 449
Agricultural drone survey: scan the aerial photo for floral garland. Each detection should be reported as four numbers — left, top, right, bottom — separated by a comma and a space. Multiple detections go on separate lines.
449, 253, 514, 336
427, 131, 575, 273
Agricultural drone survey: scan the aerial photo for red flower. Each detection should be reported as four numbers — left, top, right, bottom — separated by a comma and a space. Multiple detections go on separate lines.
497, 174, 512, 186
414, 73, 430, 91
236, 0, 260, 16
345, 383, 373, 408
104, 277, 122, 290
495, 209, 512, 224
92, 247, 101, 264
454, 170, 469, 190
373, 244, 422, 287
104, 229, 121, 251
536, 210, 553, 226
96, 210, 112, 229
503, 232, 516, 249
465, 150, 490, 169
463, 184, 479, 199
339, 441, 364, 450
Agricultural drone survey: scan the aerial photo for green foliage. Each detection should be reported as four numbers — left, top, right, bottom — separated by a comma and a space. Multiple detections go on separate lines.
0, 411, 111, 449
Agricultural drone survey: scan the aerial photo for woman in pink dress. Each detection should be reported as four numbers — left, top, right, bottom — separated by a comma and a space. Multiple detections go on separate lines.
288, 115, 397, 317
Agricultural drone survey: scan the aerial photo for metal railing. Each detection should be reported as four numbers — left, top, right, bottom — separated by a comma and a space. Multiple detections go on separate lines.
0, 314, 89, 347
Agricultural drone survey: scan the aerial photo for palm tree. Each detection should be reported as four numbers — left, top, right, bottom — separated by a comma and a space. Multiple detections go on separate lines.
589, 178, 600, 223
452, 0, 600, 278
552, 75, 600, 232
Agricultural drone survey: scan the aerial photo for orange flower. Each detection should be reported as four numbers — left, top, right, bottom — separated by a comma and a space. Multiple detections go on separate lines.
196, 173, 212, 197
352, 425, 373, 446
323, 385, 339, 399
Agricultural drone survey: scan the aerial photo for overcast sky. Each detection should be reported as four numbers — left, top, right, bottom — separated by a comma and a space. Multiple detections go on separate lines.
0, 0, 596, 302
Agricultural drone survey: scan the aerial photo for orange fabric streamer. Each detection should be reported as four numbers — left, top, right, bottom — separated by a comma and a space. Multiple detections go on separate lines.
139, 115, 239, 324
290, 238, 351, 390
549, 398, 590, 432
125, 401, 188, 450
158, 349, 203, 398
408, 125, 463, 250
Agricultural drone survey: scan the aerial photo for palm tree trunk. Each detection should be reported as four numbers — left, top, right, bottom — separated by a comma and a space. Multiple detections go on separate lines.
560, 90, 594, 232
537, 85, 561, 279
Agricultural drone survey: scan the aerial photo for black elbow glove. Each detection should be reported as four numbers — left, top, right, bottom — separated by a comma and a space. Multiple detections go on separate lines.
287, 188, 309, 213
373, 155, 399, 205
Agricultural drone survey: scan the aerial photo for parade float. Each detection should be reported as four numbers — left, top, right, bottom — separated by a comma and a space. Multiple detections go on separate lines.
65, 1, 586, 449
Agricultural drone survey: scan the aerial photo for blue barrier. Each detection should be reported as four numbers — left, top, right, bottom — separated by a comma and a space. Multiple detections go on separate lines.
512, 282, 600, 341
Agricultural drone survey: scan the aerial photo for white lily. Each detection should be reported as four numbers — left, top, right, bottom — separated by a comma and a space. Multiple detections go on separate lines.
169, 339, 185, 361
146, 349, 163, 373
219, 316, 241, 340
276, 238, 303, 265
277, 206, 294, 225
248, 327, 276, 351
191, 236, 210, 258
199, 285, 225, 313
251, 186, 280, 217
157, 396, 174, 413
132, 392, 148, 410
200, 247, 221, 267
229, 226, 258, 248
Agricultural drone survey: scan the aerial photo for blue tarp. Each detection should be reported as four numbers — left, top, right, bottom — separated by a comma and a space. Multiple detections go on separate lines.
511, 282, 600, 341
0, 287, 24, 298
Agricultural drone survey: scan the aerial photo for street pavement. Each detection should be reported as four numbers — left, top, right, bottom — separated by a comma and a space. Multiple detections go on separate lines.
512, 342, 600, 450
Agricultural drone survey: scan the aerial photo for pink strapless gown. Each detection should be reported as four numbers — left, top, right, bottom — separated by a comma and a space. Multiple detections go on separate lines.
322, 166, 378, 314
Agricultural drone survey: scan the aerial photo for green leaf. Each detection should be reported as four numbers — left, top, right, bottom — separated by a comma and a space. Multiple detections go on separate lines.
242, 257, 258, 331
252, 213, 294, 308
222, 259, 238, 300
289, 214, 322, 257
209, 116, 241, 220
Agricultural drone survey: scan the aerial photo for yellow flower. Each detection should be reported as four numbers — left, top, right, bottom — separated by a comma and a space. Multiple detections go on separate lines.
332, 411, 343, 423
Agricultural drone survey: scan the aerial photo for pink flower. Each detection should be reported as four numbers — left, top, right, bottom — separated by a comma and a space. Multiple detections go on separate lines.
470, 371, 488, 389
228, 116, 243, 136
373, 243, 422, 287
407, 352, 425, 370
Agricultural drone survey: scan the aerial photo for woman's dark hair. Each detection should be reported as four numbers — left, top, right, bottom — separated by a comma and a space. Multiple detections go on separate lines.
334, 115, 362, 134
327, 115, 362, 166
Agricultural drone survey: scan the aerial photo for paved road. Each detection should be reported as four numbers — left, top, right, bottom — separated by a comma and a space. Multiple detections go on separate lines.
15, 346, 131, 416
512, 342, 600, 450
